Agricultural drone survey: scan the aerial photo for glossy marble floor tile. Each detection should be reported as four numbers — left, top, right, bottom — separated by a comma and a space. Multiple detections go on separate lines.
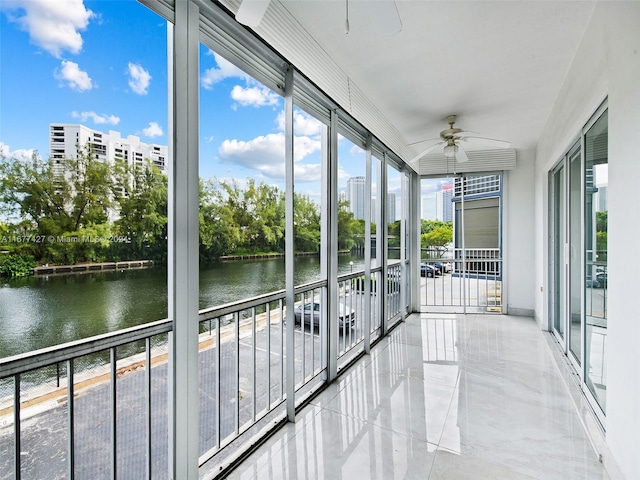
224, 314, 610, 480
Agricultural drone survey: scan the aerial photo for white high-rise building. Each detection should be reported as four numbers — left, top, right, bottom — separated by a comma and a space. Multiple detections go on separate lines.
422, 193, 437, 220
49, 124, 167, 173
387, 192, 396, 223
346, 176, 366, 220
596, 185, 608, 212
436, 187, 453, 222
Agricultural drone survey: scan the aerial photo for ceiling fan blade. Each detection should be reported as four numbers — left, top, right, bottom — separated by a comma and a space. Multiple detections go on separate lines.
236, 0, 271, 27
459, 135, 511, 149
455, 145, 469, 163
453, 131, 478, 137
406, 137, 440, 147
409, 141, 444, 163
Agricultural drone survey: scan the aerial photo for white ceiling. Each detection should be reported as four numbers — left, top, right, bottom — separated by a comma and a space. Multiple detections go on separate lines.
270, 0, 596, 162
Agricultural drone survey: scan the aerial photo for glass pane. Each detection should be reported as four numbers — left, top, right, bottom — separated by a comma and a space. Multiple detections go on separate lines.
338, 133, 367, 273
0, 0, 169, 359
386, 164, 401, 261
553, 166, 566, 338
569, 146, 582, 364
585, 110, 608, 412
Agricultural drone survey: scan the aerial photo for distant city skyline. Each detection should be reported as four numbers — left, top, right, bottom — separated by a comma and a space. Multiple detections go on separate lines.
421, 180, 454, 221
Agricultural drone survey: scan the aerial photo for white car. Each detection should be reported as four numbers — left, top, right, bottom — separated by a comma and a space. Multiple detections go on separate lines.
294, 301, 356, 329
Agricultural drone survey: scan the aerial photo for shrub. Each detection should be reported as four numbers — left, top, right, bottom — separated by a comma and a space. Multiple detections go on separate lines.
0, 253, 36, 277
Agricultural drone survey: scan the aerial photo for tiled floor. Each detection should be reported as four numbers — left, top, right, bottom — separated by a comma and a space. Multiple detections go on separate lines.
224, 314, 610, 479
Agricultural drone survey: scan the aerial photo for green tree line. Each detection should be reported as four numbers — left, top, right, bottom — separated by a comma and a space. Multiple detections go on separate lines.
0, 147, 363, 269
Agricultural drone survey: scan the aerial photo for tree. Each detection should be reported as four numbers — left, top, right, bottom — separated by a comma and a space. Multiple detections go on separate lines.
69, 143, 112, 230
421, 220, 453, 256
387, 220, 401, 248
112, 160, 168, 260
0, 150, 74, 238
337, 198, 358, 250
294, 194, 320, 252
199, 179, 241, 261
0, 146, 113, 262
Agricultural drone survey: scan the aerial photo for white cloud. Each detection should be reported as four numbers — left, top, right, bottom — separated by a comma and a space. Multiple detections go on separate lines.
142, 122, 163, 138
276, 110, 323, 136
127, 62, 151, 95
294, 163, 323, 183
0, 142, 35, 161
3, 0, 94, 58
54, 60, 93, 91
201, 52, 249, 89
349, 144, 365, 155
218, 133, 321, 180
71, 111, 120, 125
230, 85, 279, 108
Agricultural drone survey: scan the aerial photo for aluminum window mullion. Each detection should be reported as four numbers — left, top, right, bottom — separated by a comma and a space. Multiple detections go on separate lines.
145, 338, 152, 480
14, 374, 21, 480
215, 317, 221, 448
169, 1, 200, 478
327, 110, 339, 381
364, 136, 372, 354
380, 155, 388, 334
67, 361, 75, 480
279, 299, 284, 401
302, 292, 307, 382
110, 348, 117, 480
266, 303, 271, 408
284, 66, 296, 422
234, 311, 240, 434
251, 307, 257, 422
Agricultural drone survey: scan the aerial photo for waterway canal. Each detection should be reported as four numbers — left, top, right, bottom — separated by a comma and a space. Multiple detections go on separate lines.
0, 255, 368, 359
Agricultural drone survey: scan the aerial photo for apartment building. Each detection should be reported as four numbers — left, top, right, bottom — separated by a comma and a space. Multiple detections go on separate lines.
49, 124, 167, 173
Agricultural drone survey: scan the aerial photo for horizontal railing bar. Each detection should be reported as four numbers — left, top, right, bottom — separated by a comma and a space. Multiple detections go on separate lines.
198, 280, 328, 320
0, 319, 172, 379
2, 280, 334, 379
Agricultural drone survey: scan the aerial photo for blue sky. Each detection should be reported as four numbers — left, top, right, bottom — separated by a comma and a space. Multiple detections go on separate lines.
0, 0, 445, 216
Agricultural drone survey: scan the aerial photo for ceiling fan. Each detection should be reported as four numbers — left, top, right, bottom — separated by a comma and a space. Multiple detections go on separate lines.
409, 115, 511, 164
236, 0, 402, 38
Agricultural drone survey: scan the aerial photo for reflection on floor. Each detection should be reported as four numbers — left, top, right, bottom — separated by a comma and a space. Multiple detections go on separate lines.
225, 314, 610, 480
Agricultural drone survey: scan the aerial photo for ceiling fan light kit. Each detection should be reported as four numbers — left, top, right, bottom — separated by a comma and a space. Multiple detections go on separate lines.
443, 143, 458, 158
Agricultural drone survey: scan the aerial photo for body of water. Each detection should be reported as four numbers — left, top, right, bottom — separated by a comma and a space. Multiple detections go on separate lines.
0, 255, 368, 359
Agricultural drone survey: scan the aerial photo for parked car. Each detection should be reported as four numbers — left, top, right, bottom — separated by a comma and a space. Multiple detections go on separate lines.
595, 271, 607, 288
440, 261, 453, 273
426, 261, 443, 275
293, 301, 356, 329
420, 263, 437, 277
586, 271, 608, 288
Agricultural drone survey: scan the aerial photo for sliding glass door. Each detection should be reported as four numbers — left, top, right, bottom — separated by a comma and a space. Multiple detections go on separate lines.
549, 102, 608, 420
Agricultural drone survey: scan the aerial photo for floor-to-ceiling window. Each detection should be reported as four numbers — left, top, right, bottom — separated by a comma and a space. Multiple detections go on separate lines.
549, 101, 608, 419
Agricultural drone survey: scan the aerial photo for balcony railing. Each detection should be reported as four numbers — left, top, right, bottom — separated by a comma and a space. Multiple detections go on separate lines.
0, 264, 408, 479
422, 248, 502, 313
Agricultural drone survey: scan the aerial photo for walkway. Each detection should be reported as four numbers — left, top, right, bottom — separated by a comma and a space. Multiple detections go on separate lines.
224, 313, 610, 480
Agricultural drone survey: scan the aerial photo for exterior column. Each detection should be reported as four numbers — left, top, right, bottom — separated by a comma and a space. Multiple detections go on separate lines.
168, 1, 200, 477
284, 66, 296, 422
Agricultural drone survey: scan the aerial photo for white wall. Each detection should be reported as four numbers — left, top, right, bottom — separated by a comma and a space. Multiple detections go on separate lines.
504, 149, 536, 316
534, 3, 640, 479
